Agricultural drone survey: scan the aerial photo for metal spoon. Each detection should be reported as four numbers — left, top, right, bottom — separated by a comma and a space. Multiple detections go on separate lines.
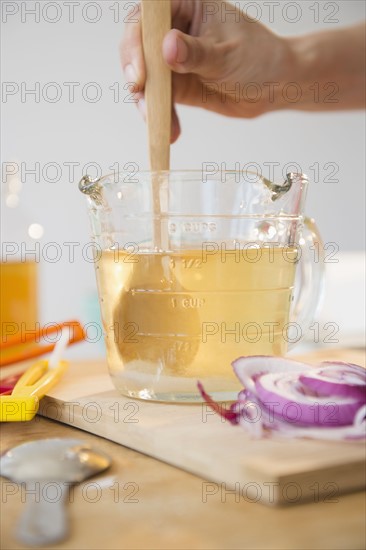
0, 438, 111, 546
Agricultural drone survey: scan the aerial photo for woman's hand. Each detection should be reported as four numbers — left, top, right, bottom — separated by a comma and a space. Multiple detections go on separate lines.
120, 1, 365, 142
120, 0, 293, 141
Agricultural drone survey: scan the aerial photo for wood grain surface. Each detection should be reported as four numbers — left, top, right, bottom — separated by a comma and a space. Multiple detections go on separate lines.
25, 348, 366, 507
1, 414, 365, 550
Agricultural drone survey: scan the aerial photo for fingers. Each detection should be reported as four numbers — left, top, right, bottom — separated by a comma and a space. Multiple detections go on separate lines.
162, 29, 223, 78
120, 1, 196, 90
120, 1, 197, 142
120, 4, 145, 90
134, 92, 181, 144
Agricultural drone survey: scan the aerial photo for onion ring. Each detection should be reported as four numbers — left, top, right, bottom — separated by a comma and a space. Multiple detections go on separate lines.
299, 363, 366, 401
198, 356, 366, 440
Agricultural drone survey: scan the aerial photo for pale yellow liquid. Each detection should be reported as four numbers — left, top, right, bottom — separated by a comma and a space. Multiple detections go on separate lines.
96, 248, 298, 401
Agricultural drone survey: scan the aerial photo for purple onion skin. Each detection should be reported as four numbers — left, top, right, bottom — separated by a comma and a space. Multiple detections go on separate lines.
254, 378, 363, 427
199, 358, 366, 436
321, 361, 366, 380
299, 374, 366, 402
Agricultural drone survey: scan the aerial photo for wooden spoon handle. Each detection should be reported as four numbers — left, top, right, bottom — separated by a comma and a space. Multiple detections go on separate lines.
141, 0, 172, 171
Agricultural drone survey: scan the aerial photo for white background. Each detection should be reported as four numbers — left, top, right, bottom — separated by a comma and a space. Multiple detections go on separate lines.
1, 1, 365, 356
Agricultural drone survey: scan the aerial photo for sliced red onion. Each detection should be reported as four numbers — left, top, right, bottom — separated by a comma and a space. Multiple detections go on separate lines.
300, 363, 366, 401
237, 393, 365, 440
198, 356, 366, 440
354, 404, 366, 426
255, 371, 363, 426
322, 361, 366, 377
197, 382, 238, 424
232, 356, 311, 394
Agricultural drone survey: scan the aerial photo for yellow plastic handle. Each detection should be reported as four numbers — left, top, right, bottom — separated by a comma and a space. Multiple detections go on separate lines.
12, 360, 69, 399
0, 397, 39, 422
0, 358, 69, 422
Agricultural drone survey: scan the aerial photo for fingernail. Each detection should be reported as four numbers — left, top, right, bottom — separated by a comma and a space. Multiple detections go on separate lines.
137, 97, 146, 119
124, 63, 138, 84
175, 36, 189, 64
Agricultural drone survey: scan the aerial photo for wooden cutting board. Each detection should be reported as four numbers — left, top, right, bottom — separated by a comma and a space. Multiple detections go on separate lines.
38, 348, 366, 506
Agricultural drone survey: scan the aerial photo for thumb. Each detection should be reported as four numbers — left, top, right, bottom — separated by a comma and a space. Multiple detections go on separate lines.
163, 29, 220, 77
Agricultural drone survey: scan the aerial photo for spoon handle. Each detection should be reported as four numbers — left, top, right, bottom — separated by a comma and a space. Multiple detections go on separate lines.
141, 0, 172, 171
17, 481, 69, 546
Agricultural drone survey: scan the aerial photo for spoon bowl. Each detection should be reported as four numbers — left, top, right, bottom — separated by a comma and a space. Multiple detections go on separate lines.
0, 438, 111, 546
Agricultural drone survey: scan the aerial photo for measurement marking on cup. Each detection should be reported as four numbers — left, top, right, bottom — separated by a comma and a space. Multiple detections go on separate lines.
171, 298, 206, 309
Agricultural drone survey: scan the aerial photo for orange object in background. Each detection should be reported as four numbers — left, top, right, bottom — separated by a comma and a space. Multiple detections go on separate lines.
0, 260, 38, 337
0, 320, 85, 367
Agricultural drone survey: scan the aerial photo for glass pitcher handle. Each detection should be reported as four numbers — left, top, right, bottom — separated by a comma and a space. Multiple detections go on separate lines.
289, 217, 325, 350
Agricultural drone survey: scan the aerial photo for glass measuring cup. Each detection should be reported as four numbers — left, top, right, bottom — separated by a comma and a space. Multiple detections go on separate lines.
79, 170, 324, 402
